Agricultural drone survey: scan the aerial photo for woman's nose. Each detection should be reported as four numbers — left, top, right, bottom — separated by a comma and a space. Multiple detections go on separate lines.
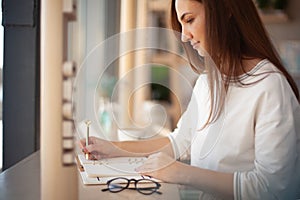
181, 29, 191, 42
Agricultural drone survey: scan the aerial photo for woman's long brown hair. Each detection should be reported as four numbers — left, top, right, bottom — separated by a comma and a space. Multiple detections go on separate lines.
170, 0, 299, 126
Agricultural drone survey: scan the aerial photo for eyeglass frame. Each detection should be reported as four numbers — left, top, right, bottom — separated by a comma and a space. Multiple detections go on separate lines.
101, 176, 162, 195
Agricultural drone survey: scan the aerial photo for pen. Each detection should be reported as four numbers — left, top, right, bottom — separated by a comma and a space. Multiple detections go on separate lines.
85, 120, 91, 160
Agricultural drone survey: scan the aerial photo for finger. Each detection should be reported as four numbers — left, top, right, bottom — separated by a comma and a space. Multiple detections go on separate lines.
136, 163, 156, 173
79, 138, 87, 147
137, 167, 156, 174
78, 140, 88, 154
147, 152, 162, 159
88, 136, 98, 144
82, 147, 89, 154
139, 171, 155, 178
85, 144, 96, 153
88, 153, 97, 160
89, 152, 110, 160
85, 143, 106, 155
92, 154, 102, 160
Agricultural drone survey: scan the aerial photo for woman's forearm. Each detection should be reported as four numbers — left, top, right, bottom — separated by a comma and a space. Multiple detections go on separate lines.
175, 162, 234, 199
112, 137, 174, 157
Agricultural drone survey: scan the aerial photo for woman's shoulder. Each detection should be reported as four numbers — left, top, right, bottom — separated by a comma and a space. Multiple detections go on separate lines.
243, 59, 288, 88
249, 60, 299, 104
254, 60, 290, 88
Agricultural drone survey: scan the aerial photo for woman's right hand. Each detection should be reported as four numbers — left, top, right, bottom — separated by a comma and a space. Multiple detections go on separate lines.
79, 136, 120, 160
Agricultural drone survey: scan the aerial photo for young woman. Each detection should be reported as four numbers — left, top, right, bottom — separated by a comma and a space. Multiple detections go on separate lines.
80, 0, 300, 199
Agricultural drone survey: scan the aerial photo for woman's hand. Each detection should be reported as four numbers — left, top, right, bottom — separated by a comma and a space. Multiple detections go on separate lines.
136, 152, 183, 183
79, 136, 120, 160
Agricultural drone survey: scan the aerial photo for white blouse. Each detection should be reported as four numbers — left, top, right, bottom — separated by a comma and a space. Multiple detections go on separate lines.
168, 59, 300, 199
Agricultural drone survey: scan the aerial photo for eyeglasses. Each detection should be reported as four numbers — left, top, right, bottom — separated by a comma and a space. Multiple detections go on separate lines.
101, 177, 162, 195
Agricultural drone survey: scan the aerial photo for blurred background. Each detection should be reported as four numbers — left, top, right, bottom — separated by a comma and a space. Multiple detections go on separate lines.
0, 0, 299, 172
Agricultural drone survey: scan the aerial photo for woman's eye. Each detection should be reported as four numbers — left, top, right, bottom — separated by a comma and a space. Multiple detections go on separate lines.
186, 18, 194, 23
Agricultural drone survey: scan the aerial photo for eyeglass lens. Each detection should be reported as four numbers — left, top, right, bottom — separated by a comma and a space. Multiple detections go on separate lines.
108, 178, 129, 192
136, 179, 160, 194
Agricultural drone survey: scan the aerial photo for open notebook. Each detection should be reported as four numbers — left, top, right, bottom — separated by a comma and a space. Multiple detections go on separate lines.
77, 154, 153, 185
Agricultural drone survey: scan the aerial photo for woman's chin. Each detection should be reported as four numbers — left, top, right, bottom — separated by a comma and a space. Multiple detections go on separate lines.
196, 48, 206, 57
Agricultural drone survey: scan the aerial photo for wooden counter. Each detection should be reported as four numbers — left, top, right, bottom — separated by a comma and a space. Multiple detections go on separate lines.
0, 151, 203, 200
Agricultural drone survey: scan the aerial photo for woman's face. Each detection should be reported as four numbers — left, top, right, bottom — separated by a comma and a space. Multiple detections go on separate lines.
175, 0, 206, 56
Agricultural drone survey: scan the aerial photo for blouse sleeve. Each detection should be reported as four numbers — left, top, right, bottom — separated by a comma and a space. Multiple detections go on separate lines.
168, 75, 210, 160
234, 74, 300, 200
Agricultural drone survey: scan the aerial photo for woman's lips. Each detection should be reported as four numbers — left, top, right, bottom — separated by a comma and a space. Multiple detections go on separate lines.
191, 42, 200, 49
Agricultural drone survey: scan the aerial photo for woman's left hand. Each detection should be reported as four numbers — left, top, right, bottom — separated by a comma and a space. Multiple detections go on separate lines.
135, 152, 183, 183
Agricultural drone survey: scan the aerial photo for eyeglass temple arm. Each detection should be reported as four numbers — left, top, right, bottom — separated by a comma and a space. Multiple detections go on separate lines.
101, 188, 110, 192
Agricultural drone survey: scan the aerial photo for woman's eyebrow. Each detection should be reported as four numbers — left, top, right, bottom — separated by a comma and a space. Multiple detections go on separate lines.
180, 12, 192, 21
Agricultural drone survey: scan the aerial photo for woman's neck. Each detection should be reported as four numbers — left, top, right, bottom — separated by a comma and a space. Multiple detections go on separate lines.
241, 58, 263, 74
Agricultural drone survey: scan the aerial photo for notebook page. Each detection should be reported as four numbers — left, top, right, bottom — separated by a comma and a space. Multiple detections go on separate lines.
77, 154, 147, 178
